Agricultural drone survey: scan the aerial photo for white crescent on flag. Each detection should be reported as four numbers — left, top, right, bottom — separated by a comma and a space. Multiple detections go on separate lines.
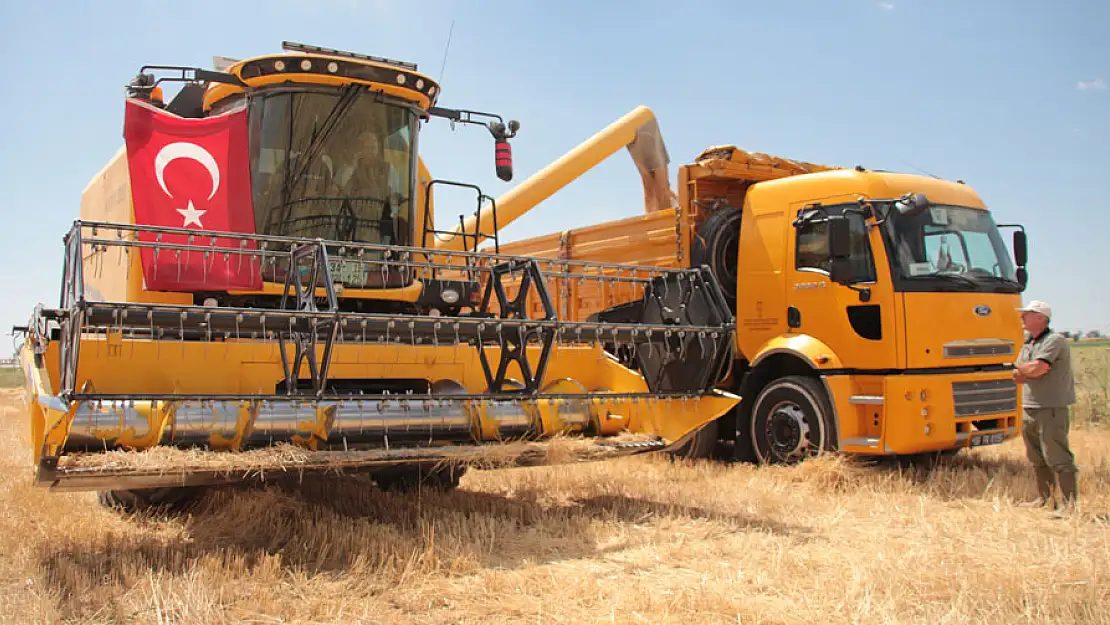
154, 142, 221, 201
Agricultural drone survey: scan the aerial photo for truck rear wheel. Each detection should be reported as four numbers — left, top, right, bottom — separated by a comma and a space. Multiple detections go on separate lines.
749, 376, 834, 465
667, 419, 720, 460
691, 205, 742, 308
97, 487, 204, 513
373, 464, 467, 493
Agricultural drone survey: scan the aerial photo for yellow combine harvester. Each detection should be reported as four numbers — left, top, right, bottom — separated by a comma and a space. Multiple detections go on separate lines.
13, 42, 739, 510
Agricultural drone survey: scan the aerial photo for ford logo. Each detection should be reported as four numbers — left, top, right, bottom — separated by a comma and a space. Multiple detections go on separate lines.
974, 305, 992, 317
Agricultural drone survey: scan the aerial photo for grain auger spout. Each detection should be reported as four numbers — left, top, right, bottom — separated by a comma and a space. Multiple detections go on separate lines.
12, 42, 737, 507
431, 105, 674, 253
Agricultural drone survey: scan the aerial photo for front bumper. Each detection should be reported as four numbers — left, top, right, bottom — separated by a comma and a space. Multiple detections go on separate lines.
824, 369, 1021, 455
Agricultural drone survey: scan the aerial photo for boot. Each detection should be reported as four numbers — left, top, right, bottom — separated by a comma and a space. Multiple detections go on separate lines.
1019, 466, 1056, 507
1051, 472, 1078, 519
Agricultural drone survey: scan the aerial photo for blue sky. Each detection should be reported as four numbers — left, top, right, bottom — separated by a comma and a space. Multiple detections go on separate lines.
1, 0, 1107, 339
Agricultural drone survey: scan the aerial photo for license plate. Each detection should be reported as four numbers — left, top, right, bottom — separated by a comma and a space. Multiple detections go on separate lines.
970, 432, 1007, 447
328, 259, 370, 286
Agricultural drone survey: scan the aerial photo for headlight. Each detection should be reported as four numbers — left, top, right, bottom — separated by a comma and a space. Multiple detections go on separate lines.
441, 288, 460, 305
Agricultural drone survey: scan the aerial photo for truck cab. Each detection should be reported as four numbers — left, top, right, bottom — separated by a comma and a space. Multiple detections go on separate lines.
728, 167, 1026, 463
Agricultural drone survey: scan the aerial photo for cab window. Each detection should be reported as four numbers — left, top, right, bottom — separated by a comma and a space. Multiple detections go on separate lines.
795, 205, 875, 283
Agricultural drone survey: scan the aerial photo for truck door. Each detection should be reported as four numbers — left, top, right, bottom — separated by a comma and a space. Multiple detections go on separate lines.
786, 201, 899, 370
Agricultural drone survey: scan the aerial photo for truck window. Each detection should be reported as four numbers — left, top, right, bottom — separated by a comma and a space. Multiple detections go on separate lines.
883, 204, 1020, 290
923, 229, 1001, 275
795, 206, 875, 283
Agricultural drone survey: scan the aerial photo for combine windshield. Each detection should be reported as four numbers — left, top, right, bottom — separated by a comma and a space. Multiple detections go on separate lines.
247, 87, 416, 246
882, 204, 1021, 293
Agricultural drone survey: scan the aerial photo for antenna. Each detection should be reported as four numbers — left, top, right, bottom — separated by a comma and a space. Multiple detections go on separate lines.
438, 19, 455, 85
899, 160, 941, 180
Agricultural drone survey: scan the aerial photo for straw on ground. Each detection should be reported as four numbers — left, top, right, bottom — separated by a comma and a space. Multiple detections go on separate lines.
0, 391, 1108, 623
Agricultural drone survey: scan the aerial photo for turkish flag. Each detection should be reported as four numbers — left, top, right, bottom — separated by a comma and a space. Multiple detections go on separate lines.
123, 98, 262, 292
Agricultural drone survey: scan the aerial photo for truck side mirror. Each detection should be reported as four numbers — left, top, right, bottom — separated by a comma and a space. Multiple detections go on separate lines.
827, 215, 853, 284
1013, 230, 1027, 267
829, 258, 854, 285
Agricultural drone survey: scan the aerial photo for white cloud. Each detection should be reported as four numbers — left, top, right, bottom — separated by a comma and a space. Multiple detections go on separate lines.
878, 1, 895, 10
1077, 78, 1106, 91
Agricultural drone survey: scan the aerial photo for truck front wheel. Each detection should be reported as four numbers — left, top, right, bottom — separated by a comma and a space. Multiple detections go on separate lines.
749, 376, 834, 465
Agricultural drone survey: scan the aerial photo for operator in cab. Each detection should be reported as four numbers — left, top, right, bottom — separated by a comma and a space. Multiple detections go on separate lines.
1012, 300, 1078, 518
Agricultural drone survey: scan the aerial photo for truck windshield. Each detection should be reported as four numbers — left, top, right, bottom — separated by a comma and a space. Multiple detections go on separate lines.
247, 87, 416, 246
882, 204, 1021, 292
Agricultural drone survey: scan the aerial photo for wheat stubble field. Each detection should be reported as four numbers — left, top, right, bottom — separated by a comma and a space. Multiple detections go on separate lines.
0, 350, 1108, 624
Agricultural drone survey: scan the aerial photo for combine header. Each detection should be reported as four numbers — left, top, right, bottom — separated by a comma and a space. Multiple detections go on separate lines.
14, 42, 738, 508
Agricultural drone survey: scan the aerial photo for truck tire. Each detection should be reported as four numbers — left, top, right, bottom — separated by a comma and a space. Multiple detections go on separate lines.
667, 419, 720, 460
373, 464, 467, 493
749, 376, 835, 465
97, 487, 203, 513
691, 205, 742, 308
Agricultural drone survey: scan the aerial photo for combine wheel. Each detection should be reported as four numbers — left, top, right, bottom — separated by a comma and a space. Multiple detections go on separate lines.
691, 205, 742, 308
373, 464, 467, 494
97, 487, 203, 513
750, 376, 834, 465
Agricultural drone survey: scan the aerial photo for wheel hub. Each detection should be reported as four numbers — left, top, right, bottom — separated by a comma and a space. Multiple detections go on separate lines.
766, 403, 812, 461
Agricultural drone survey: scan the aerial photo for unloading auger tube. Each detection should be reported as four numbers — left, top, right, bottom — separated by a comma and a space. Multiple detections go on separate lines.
16, 220, 739, 493
432, 106, 674, 253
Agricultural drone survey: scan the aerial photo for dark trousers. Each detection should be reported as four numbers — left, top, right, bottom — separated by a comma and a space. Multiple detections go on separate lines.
1022, 407, 1078, 502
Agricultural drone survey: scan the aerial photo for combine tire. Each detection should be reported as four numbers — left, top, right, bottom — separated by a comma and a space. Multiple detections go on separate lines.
667, 419, 720, 461
691, 205, 742, 308
97, 487, 203, 513
373, 464, 467, 493
749, 376, 836, 465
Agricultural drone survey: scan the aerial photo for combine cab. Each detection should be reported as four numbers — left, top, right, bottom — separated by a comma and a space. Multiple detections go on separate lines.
14, 42, 738, 507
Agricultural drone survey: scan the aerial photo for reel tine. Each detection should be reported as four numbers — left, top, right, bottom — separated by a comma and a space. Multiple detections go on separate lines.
453, 321, 462, 364
360, 319, 368, 364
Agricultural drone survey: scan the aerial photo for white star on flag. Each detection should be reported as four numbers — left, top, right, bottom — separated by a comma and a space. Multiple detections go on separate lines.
177, 200, 206, 228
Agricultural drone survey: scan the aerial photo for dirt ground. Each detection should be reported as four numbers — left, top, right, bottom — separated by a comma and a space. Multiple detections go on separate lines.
1, 387, 1108, 624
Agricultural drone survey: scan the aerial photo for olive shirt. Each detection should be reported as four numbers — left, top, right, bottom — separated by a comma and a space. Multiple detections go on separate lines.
1017, 328, 1076, 409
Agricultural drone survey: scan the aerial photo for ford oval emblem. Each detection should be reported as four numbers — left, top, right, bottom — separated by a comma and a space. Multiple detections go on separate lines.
974, 305, 992, 317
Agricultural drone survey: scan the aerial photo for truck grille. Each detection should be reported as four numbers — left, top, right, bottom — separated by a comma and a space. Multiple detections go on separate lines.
943, 341, 1014, 359
952, 379, 1018, 417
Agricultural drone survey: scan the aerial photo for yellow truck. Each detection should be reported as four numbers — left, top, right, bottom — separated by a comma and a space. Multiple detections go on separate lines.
13, 42, 740, 510
480, 107, 1030, 464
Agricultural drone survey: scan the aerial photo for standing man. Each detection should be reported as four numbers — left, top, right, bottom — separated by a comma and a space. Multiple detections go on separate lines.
1013, 300, 1078, 517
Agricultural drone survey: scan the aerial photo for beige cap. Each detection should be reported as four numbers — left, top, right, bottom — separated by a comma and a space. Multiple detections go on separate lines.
1016, 300, 1052, 320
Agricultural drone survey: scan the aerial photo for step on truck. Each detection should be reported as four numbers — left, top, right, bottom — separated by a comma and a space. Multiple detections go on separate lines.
459, 106, 1030, 464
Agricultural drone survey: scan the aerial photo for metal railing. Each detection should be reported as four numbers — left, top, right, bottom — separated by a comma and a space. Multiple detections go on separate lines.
33, 220, 737, 403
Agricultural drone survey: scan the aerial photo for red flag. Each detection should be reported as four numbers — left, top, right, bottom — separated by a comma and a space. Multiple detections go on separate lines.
123, 98, 262, 292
